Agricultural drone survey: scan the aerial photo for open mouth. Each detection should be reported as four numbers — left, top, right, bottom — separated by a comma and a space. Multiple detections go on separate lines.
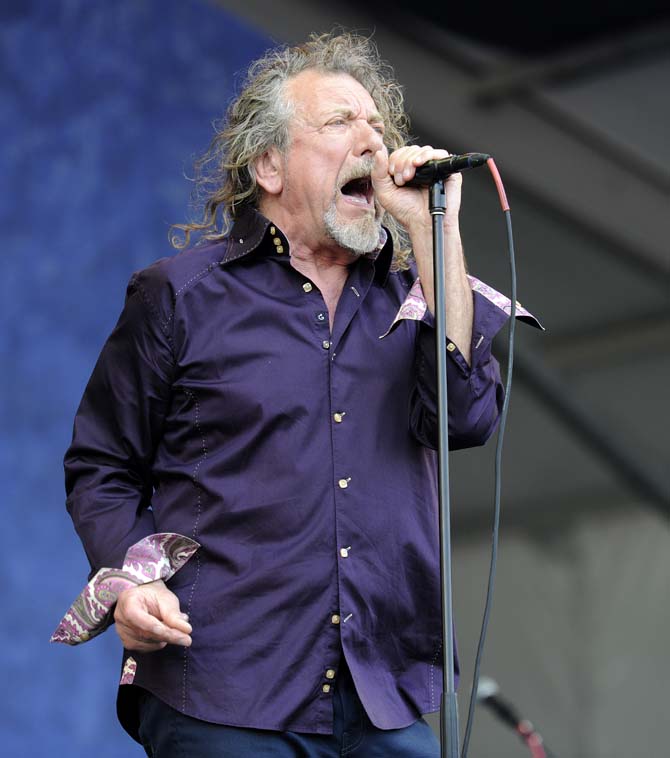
340, 176, 374, 208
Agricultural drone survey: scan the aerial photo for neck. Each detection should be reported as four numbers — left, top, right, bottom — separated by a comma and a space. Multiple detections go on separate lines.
290, 246, 351, 332
258, 199, 363, 329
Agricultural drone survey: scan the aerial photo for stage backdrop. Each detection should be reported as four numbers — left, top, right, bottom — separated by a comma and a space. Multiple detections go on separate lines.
1, 1, 269, 755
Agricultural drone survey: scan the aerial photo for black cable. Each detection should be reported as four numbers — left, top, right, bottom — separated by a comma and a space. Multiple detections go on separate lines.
461, 209, 517, 757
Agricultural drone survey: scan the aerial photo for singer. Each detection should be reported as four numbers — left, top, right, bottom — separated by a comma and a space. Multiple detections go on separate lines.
56, 31, 521, 757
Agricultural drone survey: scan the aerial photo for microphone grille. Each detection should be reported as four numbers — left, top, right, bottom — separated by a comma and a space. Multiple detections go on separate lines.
476, 676, 500, 700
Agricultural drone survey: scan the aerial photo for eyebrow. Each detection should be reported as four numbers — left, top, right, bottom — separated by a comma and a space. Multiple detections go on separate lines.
329, 107, 385, 126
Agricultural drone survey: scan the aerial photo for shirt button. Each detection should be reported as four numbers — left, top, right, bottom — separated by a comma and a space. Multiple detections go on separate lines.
322, 340, 331, 350
273, 237, 282, 245
322, 684, 331, 693
276, 246, 284, 254
325, 669, 336, 679
340, 547, 349, 558
338, 478, 349, 489
303, 282, 313, 293
447, 342, 456, 352
270, 226, 276, 235
317, 312, 326, 321
331, 614, 341, 625
333, 412, 344, 423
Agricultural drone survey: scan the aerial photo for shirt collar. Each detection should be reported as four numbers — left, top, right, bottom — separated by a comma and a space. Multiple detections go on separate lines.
225, 206, 393, 286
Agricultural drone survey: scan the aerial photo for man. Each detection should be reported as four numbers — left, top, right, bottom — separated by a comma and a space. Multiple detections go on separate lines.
54, 32, 532, 757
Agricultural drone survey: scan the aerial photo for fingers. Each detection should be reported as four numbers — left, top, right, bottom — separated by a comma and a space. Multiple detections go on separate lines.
115, 618, 169, 653
116, 605, 193, 650
114, 581, 193, 652
388, 145, 450, 186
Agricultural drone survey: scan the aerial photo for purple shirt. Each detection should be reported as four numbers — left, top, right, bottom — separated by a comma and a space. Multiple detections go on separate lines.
64, 208, 512, 740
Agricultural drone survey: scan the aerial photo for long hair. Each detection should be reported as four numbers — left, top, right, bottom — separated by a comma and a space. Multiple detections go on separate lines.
171, 32, 413, 269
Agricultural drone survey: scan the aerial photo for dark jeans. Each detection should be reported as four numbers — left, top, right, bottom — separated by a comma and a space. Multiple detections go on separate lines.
138, 662, 440, 757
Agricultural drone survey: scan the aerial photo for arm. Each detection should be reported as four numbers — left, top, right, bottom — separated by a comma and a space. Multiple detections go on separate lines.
62, 270, 193, 648
373, 145, 472, 364
408, 291, 505, 450
373, 146, 501, 448
65, 272, 172, 574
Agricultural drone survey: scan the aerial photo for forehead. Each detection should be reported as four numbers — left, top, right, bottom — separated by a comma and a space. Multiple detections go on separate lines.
286, 70, 381, 123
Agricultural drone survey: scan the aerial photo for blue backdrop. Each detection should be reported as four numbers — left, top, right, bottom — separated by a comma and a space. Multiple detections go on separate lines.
1, 1, 270, 754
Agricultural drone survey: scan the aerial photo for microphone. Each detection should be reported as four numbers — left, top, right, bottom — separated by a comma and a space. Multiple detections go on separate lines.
477, 677, 551, 758
476, 676, 522, 729
404, 152, 491, 187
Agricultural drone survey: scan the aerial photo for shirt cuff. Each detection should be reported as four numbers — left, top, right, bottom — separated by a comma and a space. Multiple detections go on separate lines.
380, 275, 543, 341
468, 276, 543, 329
50, 533, 200, 646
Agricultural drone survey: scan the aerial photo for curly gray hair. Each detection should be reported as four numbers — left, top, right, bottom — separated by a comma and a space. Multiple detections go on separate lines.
172, 31, 412, 269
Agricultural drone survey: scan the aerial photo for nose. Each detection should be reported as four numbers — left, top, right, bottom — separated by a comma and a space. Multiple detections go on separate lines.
354, 119, 385, 157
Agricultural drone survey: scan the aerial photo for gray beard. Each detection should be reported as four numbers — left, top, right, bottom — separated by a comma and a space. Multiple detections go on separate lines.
323, 201, 382, 256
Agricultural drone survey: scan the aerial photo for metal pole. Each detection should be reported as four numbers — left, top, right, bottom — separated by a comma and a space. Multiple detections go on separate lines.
430, 180, 460, 758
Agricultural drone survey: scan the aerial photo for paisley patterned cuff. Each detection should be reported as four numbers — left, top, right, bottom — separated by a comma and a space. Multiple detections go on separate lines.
380, 275, 542, 338
50, 533, 200, 646
468, 276, 543, 329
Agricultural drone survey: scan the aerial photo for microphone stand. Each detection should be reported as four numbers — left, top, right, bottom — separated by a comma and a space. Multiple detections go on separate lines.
429, 180, 460, 758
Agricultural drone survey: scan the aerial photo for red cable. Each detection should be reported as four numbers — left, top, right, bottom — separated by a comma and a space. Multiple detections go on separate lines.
487, 158, 510, 212
518, 720, 547, 758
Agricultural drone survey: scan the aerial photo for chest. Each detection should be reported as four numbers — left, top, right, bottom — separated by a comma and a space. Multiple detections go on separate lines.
168, 263, 416, 421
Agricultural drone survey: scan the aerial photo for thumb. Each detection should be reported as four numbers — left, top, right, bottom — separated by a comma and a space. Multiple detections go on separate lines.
371, 149, 403, 215
371, 149, 392, 188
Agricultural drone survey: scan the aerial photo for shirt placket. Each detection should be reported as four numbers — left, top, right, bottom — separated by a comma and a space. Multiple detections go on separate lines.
298, 261, 375, 710
324, 264, 375, 691
292, 269, 343, 714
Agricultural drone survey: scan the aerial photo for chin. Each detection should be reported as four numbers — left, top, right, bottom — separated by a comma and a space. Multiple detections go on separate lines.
324, 205, 381, 255
333, 221, 381, 255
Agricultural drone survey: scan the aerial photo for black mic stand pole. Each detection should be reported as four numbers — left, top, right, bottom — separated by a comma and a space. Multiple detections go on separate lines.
429, 180, 460, 758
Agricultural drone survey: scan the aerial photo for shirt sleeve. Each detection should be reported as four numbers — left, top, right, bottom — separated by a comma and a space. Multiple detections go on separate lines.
50, 532, 200, 645
64, 270, 176, 579
390, 276, 543, 451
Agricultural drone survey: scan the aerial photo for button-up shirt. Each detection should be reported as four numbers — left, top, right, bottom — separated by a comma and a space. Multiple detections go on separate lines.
63, 207, 522, 740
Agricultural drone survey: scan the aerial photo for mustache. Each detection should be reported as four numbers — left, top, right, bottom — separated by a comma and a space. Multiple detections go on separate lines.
337, 157, 376, 188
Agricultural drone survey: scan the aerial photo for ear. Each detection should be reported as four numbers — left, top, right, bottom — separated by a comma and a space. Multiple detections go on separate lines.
254, 147, 283, 195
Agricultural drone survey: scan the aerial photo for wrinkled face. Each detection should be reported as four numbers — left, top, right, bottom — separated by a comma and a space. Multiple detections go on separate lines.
281, 70, 387, 255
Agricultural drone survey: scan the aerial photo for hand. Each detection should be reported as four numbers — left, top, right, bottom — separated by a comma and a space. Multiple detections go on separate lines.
114, 579, 192, 652
372, 145, 462, 231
